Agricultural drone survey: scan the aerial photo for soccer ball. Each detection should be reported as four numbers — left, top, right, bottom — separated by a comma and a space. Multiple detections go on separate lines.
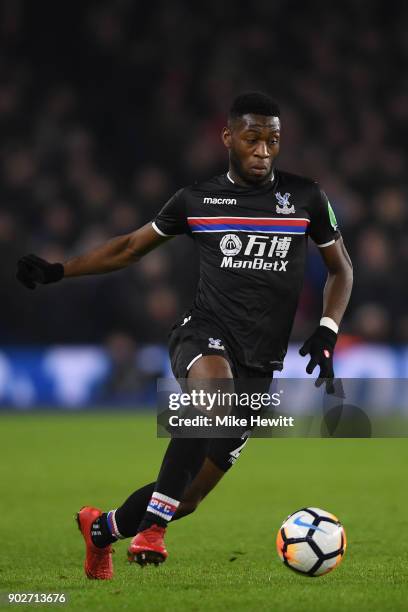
276, 507, 346, 576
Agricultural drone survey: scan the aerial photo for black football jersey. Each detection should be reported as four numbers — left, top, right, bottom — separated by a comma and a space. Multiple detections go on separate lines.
152, 170, 340, 372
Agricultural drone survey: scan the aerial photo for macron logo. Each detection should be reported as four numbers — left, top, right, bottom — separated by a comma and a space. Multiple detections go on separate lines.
203, 197, 237, 205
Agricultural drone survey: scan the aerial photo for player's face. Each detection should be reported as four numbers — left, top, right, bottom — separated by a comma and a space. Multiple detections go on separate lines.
222, 114, 280, 185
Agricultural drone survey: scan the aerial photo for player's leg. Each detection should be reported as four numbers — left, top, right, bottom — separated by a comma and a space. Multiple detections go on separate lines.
173, 456, 226, 519
77, 353, 234, 575
107, 434, 248, 532
81, 437, 231, 563
79, 449, 218, 575
86, 371, 263, 546
111, 436, 208, 539
173, 431, 251, 519
76, 449, 204, 578
81, 433, 211, 553
77, 438, 211, 577
76, 421, 248, 576
127, 355, 233, 565
172, 374, 273, 518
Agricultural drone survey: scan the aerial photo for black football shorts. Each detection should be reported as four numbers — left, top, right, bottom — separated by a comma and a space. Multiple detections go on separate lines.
169, 310, 277, 380
167, 311, 274, 472
168, 311, 235, 378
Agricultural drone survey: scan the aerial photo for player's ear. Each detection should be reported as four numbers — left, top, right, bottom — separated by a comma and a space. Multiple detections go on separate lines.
221, 126, 232, 150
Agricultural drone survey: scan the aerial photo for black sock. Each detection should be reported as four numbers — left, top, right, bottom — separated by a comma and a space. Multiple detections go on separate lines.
137, 438, 209, 532
114, 482, 156, 537
90, 513, 117, 548
99, 439, 209, 538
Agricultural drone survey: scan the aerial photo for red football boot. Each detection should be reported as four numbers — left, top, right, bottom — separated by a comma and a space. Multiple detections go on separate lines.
76, 506, 114, 580
127, 524, 168, 566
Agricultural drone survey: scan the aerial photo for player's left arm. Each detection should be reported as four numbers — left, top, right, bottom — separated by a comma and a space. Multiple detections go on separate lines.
299, 238, 353, 391
319, 237, 353, 326
299, 186, 353, 390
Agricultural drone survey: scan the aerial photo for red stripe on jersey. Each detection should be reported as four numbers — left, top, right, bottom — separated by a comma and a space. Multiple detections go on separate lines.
187, 217, 310, 227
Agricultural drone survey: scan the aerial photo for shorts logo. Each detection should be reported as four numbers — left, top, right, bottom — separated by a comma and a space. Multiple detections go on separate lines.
275, 192, 295, 214
208, 337, 224, 350
219, 234, 242, 256
181, 315, 191, 327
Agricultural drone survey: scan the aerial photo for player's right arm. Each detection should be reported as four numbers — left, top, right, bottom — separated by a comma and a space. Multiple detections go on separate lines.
16, 223, 170, 289
17, 188, 188, 290
64, 223, 170, 277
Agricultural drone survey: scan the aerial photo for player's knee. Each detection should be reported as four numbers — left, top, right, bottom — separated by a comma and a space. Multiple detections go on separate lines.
188, 355, 233, 379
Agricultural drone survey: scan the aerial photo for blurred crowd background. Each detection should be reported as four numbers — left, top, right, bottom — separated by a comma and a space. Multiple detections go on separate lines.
2, 0, 407, 361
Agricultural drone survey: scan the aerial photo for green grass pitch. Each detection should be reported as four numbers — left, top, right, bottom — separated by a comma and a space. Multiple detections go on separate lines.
1, 412, 407, 611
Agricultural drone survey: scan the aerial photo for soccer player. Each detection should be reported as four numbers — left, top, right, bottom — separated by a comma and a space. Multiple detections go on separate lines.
17, 92, 353, 579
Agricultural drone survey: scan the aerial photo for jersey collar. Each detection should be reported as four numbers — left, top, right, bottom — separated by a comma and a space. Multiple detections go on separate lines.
226, 170, 275, 185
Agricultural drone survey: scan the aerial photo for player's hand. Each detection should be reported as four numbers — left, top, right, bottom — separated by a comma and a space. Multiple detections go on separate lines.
299, 326, 337, 393
16, 254, 64, 290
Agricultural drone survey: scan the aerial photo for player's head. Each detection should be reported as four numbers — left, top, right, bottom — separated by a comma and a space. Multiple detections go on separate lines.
222, 91, 281, 185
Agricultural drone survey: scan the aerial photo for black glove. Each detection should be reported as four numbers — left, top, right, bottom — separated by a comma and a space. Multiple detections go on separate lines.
16, 254, 64, 290
299, 325, 337, 393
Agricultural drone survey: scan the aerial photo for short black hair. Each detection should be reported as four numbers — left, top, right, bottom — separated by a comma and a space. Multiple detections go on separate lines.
229, 91, 280, 120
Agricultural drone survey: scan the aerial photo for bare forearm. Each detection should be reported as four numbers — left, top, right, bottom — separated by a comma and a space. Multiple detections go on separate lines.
322, 267, 353, 325
63, 223, 168, 278
63, 234, 137, 277
16, 222, 168, 287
